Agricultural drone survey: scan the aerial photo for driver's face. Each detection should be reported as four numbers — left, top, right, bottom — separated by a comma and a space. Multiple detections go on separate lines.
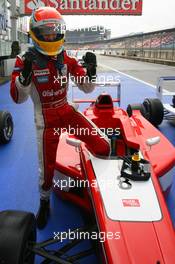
43, 33, 57, 41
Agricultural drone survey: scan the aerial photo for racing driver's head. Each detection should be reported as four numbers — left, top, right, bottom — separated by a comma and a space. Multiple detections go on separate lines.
29, 7, 66, 56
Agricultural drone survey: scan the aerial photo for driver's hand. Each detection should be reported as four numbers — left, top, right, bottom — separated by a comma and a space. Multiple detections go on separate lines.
83, 52, 97, 82
19, 52, 34, 86
83, 52, 97, 66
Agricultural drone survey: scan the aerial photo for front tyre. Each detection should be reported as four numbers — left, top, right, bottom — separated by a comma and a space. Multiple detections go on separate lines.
0, 210, 36, 264
0, 111, 13, 144
143, 98, 164, 126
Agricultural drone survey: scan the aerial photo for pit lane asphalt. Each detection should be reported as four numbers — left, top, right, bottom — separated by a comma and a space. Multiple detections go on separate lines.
97, 55, 175, 92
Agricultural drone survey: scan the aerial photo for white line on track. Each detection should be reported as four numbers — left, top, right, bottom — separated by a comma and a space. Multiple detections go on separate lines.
99, 63, 156, 89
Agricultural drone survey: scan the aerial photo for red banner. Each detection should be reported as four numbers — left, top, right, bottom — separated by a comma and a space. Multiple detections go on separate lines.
21, 0, 143, 15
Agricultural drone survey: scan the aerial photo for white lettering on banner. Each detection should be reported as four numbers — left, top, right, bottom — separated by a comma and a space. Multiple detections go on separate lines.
27, 0, 45, 10
98, 0, 108, 10
59, 1, 68, 9
107, 0, 138, 10
70, 0, 81, 9
50, 0, 59, 9
42, 88, 65, 97
88, 0, 97, 10
24, 0, 143, 15
109, 0, 120, 10
131, 0, 140, 10
122, 0, 130, 10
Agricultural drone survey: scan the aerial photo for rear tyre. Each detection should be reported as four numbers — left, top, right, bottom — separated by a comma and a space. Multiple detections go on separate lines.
143, 98, 164, 126
0, 210, 36, 264
0, 111, 13, 144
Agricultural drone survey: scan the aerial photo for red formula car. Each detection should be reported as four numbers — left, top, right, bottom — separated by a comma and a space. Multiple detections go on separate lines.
54, 88, 175, 263
0, 82, 175, 264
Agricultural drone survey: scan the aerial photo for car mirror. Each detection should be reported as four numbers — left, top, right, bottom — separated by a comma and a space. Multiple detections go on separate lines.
146, 136, 160, 147
66, 137, 82, 148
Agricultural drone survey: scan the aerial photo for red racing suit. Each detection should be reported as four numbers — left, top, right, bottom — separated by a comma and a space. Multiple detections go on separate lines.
10, 48, 110, 199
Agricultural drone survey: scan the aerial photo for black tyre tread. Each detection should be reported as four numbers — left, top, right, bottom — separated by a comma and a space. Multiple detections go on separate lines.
143, 98, 164, 126
0, 210, 36, 264
0, 111, 13, 144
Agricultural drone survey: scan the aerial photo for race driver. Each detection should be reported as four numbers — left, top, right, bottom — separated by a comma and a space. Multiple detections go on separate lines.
10, 7, 110, 229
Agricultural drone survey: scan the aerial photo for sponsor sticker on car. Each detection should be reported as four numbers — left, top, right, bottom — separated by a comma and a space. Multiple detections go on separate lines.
122, 199, 140, 207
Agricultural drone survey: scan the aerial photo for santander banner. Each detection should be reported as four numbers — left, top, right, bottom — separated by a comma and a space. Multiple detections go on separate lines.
21, 0, 143, 15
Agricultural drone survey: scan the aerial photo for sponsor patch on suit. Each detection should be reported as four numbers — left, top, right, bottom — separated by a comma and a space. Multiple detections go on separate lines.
34, 69, 50, 76
36, 76, 49, 83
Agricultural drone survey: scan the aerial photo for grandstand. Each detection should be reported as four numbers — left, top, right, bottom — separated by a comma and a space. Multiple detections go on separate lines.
65, 27, 175, 64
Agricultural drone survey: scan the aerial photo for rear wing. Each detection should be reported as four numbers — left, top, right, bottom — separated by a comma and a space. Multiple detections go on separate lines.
156, 76, 175, 100
71, 80, 121, 106
156, 76, 175, 116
